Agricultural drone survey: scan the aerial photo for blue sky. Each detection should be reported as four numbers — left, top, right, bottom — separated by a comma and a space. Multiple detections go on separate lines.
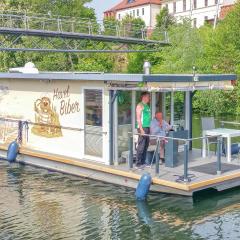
87, 0, 119, 20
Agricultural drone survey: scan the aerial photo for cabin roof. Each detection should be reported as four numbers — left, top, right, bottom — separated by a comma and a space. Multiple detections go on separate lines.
0, 72, 237, 82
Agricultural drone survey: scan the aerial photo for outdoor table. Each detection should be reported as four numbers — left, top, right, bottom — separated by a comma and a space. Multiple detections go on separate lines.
202, 128, 240, 162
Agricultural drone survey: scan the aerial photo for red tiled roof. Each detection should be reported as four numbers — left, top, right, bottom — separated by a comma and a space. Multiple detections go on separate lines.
104, 0, 161, 13
219, 4, 234, 19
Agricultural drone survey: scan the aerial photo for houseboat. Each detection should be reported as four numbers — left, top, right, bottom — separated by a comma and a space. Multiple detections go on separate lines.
0, 62, 238, 196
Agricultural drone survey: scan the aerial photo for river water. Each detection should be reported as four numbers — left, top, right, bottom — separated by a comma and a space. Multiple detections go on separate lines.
1, 160, 240, 240
1, 115, 240, 240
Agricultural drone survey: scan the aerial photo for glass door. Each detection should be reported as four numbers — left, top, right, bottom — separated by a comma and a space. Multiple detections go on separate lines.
84, 89, 103, 159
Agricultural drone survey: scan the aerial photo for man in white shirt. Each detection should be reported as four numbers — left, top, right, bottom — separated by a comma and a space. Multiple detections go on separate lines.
150, 112, 171, 162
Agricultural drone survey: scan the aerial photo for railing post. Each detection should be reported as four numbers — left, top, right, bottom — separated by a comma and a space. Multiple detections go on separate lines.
128, 133, 133, 169
217, 136, 222, 175
88, 20, 92, 35
17, 120, 23, 145
141, 27, 144, 39
183, 142, 189, 182
57, 18, 62, 32
155, 139, 160, 175
71, 21, 74, 33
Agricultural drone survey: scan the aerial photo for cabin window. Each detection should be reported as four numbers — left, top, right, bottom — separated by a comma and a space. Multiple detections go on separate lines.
142, 8, 145, 15
137, 9, 139, 16
84, 89, 103, 158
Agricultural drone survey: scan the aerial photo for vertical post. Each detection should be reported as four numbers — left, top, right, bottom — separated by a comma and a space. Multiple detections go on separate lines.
217, 136, 222, 175
71, 21, 74, 32
131, 91, 136, 134
155, 139, 160, 175
170, 91, 174, 126
184, 143, 189, 182
17, 120, 23, 145
57, 18, 61, 32
109, 90, 114, 165
213, 0, 220, 29
113, 90, 118, 164
128, 133, 133, 169
162, 92, 166, 119
151, 92, 156, 119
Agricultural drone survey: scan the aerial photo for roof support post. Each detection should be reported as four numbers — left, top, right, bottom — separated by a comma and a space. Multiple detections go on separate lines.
170, 91, 174, 126
109, 90, 117, 165
113, 91, 118, 165
185, 91, 193, 150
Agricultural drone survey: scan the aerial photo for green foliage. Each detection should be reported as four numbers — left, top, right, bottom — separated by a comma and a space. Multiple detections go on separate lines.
127, 2, 240, 116
155, 7, 176, 30
0, 0, 114, 73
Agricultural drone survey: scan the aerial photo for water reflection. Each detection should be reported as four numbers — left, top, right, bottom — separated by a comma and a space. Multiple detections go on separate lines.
1, 161, 240, 239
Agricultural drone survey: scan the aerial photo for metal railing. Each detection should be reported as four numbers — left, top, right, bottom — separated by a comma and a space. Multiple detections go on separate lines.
128, 132, 223, 183
0, 118, 108, 145
220, 121, 240, 126
0, 11, 167, 41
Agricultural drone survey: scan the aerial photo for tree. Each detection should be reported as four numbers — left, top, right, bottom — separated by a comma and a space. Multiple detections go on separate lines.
156, 7, 175, 30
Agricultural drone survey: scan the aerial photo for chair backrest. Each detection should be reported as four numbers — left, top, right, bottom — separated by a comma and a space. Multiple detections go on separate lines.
201, 117, 215, 131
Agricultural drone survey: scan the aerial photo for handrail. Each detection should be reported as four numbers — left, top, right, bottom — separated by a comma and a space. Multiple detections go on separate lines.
0, 117, 83, 132
0, 117, 107, 135
128, 132, 221, 143
127, 131, 223, 181
0, 11, 167, 42
220, 121, 240, 126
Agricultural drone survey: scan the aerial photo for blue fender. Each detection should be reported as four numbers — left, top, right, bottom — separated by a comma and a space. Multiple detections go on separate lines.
7, 141, 19, 162
135, 173, 152, 201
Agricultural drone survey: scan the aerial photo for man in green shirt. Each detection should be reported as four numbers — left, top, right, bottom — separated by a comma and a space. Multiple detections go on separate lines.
136, 92, 151, 168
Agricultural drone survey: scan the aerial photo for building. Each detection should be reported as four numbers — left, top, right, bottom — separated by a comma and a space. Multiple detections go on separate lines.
104, 0, 162, 28
104, 0, 235, 28
219, 0, 235, 19
162, 0, 236, 28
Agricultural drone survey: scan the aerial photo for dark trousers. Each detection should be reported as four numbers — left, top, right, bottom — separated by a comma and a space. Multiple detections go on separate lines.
136, 127, 150, 166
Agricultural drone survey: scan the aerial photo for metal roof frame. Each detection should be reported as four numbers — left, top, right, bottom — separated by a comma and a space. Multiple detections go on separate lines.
0, 72, 237, 82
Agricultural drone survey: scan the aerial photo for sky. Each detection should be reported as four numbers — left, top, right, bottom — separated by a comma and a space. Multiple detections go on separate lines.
87, 0, 119, 21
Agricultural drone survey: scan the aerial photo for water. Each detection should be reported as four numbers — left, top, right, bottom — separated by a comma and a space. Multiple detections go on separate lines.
1, 160, 240, 240
2, 115, 240, 240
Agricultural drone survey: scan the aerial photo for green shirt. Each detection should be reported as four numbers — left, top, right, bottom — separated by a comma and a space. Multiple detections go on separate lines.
136, 102, 151, 128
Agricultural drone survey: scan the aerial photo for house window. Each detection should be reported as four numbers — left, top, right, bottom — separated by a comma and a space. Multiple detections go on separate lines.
165, 4, 168, 10
193, 0, 197, 9
205, 0, 208, 7
173, 2, 176, 13
193, 18, 197, 27
183, 0, 186, 11
133, 9, 135, 17
137, 9, 139, 16
215, 0, 218, 4
118, 14, 121, 20
142, 8, 145, 15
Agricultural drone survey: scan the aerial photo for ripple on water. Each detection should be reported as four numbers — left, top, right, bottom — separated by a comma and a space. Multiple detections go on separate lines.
1, 160, 240, 239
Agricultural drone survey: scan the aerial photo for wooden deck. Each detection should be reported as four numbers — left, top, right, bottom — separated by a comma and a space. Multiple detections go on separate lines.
1, 145, 240, 196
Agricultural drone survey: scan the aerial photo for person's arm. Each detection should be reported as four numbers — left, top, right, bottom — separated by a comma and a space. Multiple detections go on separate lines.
164, 120, 172, 131
136, 104, 145, 135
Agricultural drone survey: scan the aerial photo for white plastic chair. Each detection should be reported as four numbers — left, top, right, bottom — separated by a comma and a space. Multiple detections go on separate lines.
201, 117, 218, 156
